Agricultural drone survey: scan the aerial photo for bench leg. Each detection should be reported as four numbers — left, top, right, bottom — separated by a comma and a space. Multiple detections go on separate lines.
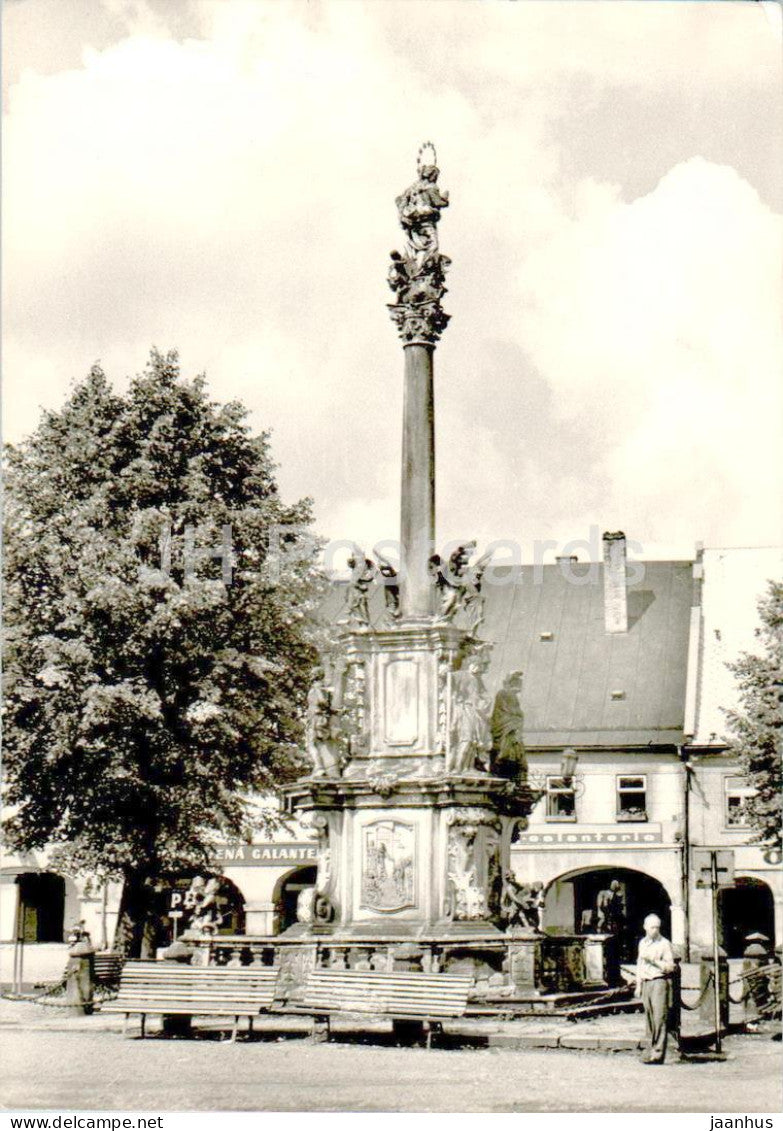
424, 1021, 442, 1050
123, 1014, 129, 1038
232, 1016, 238, 1044
393, 1019, 425, 1047
140, 1014, 146, 1040
311, 1015, 330, 1043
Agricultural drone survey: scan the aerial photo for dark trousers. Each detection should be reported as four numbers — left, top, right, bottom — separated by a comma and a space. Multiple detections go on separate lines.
642, 977, 671, 1062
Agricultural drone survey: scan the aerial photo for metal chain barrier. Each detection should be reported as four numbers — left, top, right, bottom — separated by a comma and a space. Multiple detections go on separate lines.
680, 969, 713, 1011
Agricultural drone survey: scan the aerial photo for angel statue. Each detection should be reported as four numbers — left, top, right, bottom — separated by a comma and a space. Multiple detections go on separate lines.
430, 542, 494, 632
373, 545, 401, 624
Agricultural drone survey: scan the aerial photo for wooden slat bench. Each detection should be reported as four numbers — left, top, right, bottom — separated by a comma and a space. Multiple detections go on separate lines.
93, 952, 124, 990
283, 968, 472, 1047
103, 961, 279, 1041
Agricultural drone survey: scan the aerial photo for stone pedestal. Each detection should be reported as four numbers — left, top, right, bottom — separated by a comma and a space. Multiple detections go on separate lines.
284, 618, 518, 949
63, 942, 95, 1015
506, 933, 544, 993
582, 934, 619, 988
285, 773, 510, 938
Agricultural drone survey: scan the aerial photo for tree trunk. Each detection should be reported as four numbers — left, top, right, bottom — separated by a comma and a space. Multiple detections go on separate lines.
114, 872, 162, 958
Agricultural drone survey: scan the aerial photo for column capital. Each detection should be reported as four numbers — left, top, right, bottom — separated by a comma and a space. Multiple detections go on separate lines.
388, 302, 450, 347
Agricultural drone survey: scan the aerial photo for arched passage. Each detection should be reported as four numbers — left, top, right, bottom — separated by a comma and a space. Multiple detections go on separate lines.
543, 865, 673, 962
162, 874, 246, 941
273, 865, 317, 934
13, 872, 78, 942
718, 876, 775, 958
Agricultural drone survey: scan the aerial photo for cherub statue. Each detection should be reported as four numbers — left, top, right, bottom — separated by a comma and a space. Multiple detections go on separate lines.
191, 877, 223, 935
430, 542, 493, 631
500, 873, 543, 932
388, 248, 451, 306
388, 251, 411, 299
183, 875, 224, 936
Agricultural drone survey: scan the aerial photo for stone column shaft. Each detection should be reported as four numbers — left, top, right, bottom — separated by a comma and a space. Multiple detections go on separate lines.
400, 343, 435, 617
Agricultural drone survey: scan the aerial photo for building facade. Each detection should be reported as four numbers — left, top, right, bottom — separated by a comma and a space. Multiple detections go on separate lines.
2, 540, 780, 978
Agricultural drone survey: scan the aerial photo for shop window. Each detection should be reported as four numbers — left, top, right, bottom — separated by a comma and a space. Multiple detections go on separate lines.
546, 776, 576, 821
616, 775, 647, 822
725, 776, 755, 829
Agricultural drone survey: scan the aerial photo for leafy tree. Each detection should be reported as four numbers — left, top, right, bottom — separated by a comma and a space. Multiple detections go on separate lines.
725, 580, 783, 851
3, 350, 324, 954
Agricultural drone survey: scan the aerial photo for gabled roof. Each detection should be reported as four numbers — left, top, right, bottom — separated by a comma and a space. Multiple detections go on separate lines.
480, 561, 694, 748
324, 558, 696, 751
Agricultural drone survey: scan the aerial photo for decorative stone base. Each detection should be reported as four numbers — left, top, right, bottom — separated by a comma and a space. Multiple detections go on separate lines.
200, 932, 624, 998
284, 773, 513, 936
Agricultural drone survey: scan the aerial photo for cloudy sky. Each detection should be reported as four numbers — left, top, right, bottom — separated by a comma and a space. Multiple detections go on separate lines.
4, 0, 782, 563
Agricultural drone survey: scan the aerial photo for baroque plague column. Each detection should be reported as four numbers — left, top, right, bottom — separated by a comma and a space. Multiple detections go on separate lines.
283, 147, 534, 957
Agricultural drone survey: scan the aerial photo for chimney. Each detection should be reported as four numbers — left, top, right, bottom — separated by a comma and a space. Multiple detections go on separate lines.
602, 531, 628, 634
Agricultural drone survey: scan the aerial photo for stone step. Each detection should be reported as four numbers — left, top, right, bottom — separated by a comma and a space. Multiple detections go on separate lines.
467, 986, 635, 1017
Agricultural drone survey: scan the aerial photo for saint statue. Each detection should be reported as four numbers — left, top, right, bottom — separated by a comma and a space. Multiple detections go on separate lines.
395, 160, 450, 262
387, 145, 452, 345
447, 653, 492, 774
490, 670, 528, 784
305, 665, 344, 777
342, 546, 376, 626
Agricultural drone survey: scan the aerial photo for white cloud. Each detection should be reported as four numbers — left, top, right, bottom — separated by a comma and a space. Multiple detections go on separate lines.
516, 158, 782, 547
3, 1, 781, 556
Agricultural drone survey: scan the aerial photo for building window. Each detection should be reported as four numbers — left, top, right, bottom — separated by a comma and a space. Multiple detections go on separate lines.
616, 775, 647, 822
725, 776, 755, 829
546, 776, 576, 821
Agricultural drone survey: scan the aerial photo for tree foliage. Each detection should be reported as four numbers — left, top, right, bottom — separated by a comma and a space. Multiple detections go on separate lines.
3, 350, 324, 951
725, 580, 783, 851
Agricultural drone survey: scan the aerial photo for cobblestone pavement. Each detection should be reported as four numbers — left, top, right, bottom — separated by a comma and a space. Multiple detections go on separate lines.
1, 1024, 781, 1112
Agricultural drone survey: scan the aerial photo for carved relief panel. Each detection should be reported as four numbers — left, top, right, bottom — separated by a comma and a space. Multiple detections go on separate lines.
360, 819, 417, 913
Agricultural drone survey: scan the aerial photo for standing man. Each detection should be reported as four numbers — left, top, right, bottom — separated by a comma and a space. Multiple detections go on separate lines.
636, 913, 676, 1064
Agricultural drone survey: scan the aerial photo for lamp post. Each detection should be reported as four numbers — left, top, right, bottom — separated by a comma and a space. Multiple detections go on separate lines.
560, 747, 580, 786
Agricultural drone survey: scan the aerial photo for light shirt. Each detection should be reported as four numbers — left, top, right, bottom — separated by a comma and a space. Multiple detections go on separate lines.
637, 935, 675, 981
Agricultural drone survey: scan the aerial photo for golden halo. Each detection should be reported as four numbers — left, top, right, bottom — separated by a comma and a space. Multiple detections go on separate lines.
416, 141, 437, 172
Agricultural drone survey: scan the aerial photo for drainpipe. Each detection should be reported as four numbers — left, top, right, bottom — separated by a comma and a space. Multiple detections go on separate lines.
678, 544, 703, 962
678, 745, 693, 962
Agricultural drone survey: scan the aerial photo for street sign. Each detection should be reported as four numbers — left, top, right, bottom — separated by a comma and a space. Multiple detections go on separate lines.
693, 848, 734, 889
